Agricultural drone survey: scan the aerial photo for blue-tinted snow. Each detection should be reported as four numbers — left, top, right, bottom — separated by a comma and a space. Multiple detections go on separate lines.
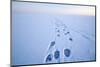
12, 2, 96, 65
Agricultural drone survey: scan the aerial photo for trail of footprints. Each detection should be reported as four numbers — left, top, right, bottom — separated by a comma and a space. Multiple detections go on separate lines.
44, 19, 73, 63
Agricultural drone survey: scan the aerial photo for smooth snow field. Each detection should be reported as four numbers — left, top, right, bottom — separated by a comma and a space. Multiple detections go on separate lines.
11, 1, 96, 65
